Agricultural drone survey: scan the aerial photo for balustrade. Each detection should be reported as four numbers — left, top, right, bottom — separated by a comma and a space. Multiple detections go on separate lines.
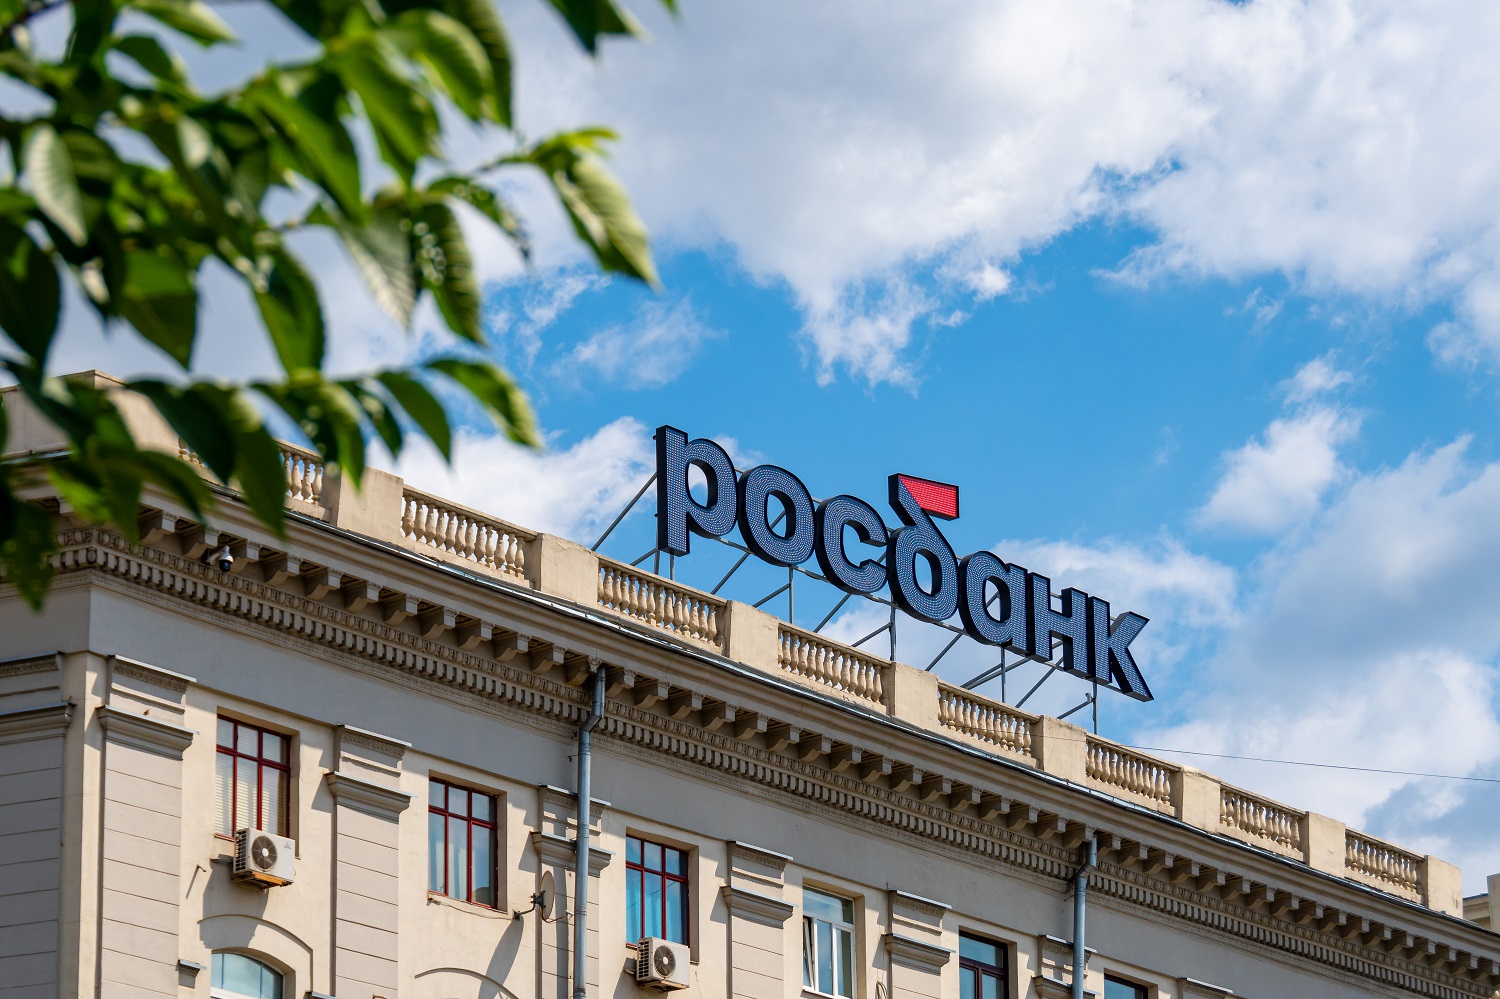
1086, 737, 1176, 809
937, 683, 1035, 758
400, 489, 532, 580
597, 559, 724, 648
777, 626, 887, 705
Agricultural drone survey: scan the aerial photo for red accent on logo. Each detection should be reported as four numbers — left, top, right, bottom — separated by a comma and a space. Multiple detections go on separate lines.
897, 475, 959, 520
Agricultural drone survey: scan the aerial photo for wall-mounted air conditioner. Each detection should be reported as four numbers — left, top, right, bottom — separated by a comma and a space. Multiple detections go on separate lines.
635, 938, 691, 991
232, 827, 296, 887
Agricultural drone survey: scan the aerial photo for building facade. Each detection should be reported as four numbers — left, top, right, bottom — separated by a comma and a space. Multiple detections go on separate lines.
4, 377, 1500, 999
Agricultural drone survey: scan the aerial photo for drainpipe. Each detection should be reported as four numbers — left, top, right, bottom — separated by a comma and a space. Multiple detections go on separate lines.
573, 666, 606, 999
1071, 835, 1097, 999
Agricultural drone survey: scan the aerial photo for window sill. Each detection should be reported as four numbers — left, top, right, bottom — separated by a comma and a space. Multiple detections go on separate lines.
426, 892, 506, 919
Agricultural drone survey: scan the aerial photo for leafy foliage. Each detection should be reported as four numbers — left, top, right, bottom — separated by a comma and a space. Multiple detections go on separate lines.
0, 0, 666, 606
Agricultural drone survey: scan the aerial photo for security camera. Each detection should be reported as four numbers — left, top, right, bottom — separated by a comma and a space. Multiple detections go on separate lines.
205, 545, 234, 572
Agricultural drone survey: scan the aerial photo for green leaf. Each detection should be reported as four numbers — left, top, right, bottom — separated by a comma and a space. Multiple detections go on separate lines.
547, 0, 640, 53
334, 41, 438, 178
131, 379, 237, 482
23, 124, 87, 247
0, 221, 61, 363
321, 202, 416, 328
112, 34, 189, 84
376, 370, 451, 459
440, 0, 511, 125
429, 176, 528, 259
527, 133, 657, 285
0, 480, 57, 609
246, 74, 366, 221
220, 389, 286, 535
427, 357, 537, 446
346, 377, 404, 456
254, 248, 324, 373
416, 201, 482, 343
116, 250, 198, 367
133, 0, 237, 45
393, 10, 491, 121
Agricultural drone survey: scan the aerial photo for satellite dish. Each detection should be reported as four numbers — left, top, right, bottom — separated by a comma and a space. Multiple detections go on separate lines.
516, 869, 559, 921
538, 870, 557, 920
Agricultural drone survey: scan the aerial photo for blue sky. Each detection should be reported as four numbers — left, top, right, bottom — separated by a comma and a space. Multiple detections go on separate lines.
46, 0, 1500, 890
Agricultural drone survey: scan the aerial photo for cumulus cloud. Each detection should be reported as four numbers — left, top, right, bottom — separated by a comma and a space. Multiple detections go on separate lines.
554, 297, 721, 389
1280, 354, 1354, 403
1197, 406, 1362, 533
389, 417, 654, 540
497, 0, 1500, 383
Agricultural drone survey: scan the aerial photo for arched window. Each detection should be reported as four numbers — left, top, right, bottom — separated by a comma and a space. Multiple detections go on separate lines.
211, 952, 284, 999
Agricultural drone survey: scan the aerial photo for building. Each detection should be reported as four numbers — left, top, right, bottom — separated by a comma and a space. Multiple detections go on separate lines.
3, 374, 1500, 999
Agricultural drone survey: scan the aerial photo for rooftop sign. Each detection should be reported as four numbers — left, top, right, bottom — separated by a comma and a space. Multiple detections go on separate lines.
655, 426, 1153, 701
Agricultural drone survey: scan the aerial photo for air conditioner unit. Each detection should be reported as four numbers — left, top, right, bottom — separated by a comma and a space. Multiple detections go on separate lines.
635, 937, 691, 991
233, 827, 296, 887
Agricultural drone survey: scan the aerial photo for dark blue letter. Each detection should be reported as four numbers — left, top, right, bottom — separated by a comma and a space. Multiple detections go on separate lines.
958, 552, 1033, 654
656, 425, 737, 556
1029, 574, 1089, 677
738, 465, 816, 567
886, 475, 958, 623
1088, 597, 1152, 701
815, 495, 889, 594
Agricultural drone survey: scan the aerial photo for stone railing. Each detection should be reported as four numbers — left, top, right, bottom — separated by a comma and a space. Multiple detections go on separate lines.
597, 558, 725, 649
280, 443, 324, 508
777, 624, 888, 707
1220, 785, 1305, 856
1346, 830, 1423, 901
400, 488, 533, 581
1086, 737, 1176, 811
937, 682, 1035, 759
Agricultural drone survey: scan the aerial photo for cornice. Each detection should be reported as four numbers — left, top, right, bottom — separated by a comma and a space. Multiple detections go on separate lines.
0, 652, 61, 678
883, 933, 952, 972
1178, 978, 1233, 998
1033, 979, 1093, 999
44, 526, 1500, 999
109, 655, 194, 693
0, 700, 73, 744
325, 771, 412, 819
889, 890, 950, 919
720, 885, 796, 926
96, 705, 194, 758
530, 831, 614, 877
337, 724, 410, 761
728, 840, 792, 873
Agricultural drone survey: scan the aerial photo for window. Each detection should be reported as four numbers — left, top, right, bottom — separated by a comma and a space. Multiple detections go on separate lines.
210, 952, 283, 999
428, 778, 498, 907
960, 933, 1008, 999
216, 718, 289, 837
802, 888, 855, 998
626, 835, 689, 944
1104, 977, 1148, 999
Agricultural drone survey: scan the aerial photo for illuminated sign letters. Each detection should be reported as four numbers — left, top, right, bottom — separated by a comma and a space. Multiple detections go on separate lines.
655, 426, 1152, 701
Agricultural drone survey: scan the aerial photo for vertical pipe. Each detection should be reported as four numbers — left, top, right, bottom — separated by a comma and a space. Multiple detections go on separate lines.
1071, 836, 1097, 999
574, 667, 606, 999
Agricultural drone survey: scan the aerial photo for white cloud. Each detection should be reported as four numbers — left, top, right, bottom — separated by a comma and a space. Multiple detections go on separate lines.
500, 0, 1500, 383
1280, 354, 1354, 403
1197, 406, 1362, 533
490, 271, 610, 368
389, 417, 653, 540
966, 263, 1014, 301
555, 297, 720, 389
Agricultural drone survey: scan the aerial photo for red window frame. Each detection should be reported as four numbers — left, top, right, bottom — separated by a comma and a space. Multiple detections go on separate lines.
216, 717, 290, 837
626, 835, 690, 945
428, 777, 498, 908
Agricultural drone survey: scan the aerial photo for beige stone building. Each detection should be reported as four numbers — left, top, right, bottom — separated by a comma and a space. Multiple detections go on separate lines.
4, 375, 1500, 999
